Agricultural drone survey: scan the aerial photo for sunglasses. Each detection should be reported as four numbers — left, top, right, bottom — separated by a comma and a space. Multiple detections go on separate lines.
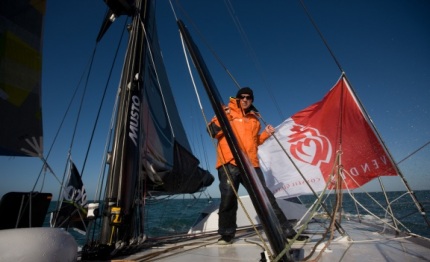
240, 95, 252, 100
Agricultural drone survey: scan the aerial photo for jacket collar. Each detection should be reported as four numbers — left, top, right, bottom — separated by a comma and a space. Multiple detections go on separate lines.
229, 97, 260, 117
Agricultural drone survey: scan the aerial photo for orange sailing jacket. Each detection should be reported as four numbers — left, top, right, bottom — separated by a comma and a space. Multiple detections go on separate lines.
208, 97, 271, 168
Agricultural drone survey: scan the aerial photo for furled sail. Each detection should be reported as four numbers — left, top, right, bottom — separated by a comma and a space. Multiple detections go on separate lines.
139, 19, 214, 193
259, 75, 399, 198
0, 0, 45, 157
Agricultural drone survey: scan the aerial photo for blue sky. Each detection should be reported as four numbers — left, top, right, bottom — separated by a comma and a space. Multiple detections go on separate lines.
1, 0, 429, 200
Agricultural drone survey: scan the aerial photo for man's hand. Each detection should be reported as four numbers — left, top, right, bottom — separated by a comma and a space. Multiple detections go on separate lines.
265, 125, 275, 135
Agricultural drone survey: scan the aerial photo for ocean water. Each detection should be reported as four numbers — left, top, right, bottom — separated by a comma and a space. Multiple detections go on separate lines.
46, 190, 430, 246
299, 190, 430, 239
45, 197, 215, 245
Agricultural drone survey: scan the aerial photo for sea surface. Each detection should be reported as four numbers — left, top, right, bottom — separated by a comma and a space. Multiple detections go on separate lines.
46, 190, 430, 246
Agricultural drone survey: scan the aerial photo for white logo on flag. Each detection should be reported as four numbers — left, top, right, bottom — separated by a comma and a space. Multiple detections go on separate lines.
288, 124, 332, 167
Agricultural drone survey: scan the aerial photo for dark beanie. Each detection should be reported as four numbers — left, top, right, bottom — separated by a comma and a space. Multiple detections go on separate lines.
236, 87, 254, 101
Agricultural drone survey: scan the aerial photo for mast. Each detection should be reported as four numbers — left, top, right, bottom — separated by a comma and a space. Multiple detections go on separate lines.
99, 0, 146, 248
83, 1, 214, 258
177, 20, 293, 262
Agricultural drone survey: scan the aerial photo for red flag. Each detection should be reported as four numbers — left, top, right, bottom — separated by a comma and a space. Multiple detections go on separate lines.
259, 76, 398, 197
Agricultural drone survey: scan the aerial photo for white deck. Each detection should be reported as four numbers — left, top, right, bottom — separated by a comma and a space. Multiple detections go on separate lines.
86, 196, 430, 262
109, 219, 430, 262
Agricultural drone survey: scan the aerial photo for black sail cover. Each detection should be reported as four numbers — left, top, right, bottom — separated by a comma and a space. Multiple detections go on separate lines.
103, 0, 213, 198
138, 2, 213, 194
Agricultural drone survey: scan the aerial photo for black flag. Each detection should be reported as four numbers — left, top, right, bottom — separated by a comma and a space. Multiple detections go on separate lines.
51, 160, 88, 233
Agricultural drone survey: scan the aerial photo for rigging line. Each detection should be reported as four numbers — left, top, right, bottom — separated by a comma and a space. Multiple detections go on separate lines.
68, 50, 97, 157
139, 16, 175, 138
172, 0, 283, 177
377, 177, 399, 230
397, 140, 430, 165
345, 187, 411, 234
172, 0, 242, 89
31, 156, 63, 192
344, 74, 397, 227
316, 172, 343, 261
298, 1, 430, 228
177, 23, 271, 251
257, 113, 347, 235
223, 0, 285, 120
302, 164, 344, 262
300, 188, 333, 260
174, 0, 285, 121
342, 74, 397, 227
176, 17, 269, 249
299, 0, 430, 227
341, 170, 412, 233
340, 168, 396, 219
169, 3, 212, 159
32, 52, 94, 197
340, 74, 430, 228
173, 0, 219, 172
171, 12, 214, 194
282, 177, 334, 260
80, 17, 129, 178
341, 76, 430, 228
200, 133, 212, 173
172, 26, 214, 183
56, 44, 99, 213
178, 32, 205, 115
93, 88, 120, 202
299, 0, 344, 73
178, 20, 292, 260
386, 192, 429, 223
